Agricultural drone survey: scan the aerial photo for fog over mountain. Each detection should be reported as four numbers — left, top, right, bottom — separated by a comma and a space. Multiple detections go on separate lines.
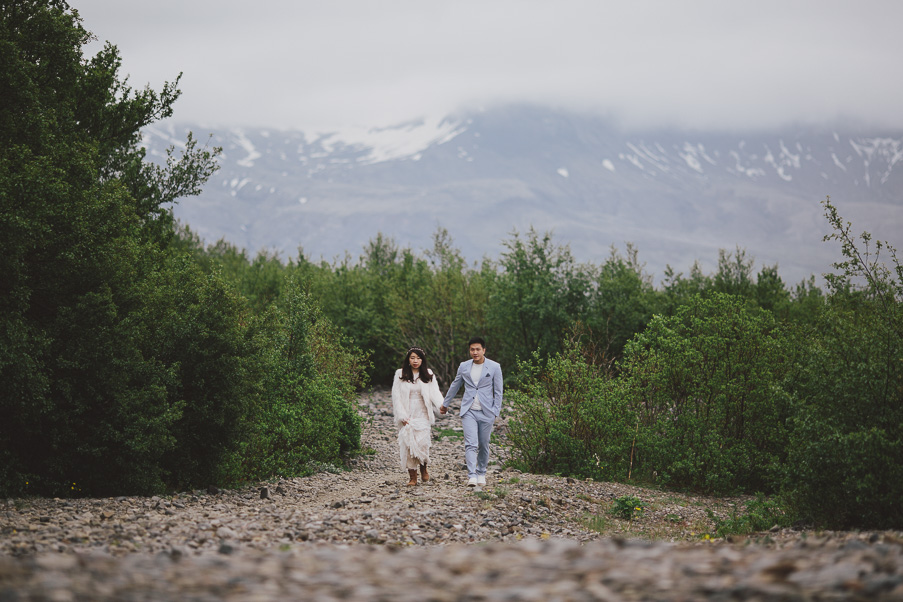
146, 106, 903, 285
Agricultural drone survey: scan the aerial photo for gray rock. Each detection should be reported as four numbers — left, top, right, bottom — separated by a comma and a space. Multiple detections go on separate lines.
2, 388, 901, 600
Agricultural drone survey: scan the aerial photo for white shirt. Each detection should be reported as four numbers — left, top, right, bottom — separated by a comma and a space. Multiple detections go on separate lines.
470, 362, 484, 411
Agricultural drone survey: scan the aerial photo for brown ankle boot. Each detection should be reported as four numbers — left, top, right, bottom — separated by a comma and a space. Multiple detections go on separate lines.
407, 469, 418, 486
420, 463, 430, 483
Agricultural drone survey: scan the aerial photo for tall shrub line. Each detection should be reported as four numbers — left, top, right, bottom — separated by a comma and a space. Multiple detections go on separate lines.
0, 1, 364, 498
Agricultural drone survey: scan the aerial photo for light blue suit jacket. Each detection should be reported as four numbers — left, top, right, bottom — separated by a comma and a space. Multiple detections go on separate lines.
442, 358, 504, 417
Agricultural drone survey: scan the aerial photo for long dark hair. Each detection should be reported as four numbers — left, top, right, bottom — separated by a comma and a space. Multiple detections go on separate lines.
400, 347, 433, 383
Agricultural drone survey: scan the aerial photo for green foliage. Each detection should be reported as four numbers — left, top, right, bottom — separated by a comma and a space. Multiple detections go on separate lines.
488, 229, 594, 371
215, 280, 364, 486
175, 227, 288, 313
385, 228, 490, 385
581, 513, 608, 533
610, 495, 645, 520
713, 247, 756, 298
435, 427, 464, 441
0, 1, 220, 496
0, 2, 367, 498
300, 234, 400, 384
505, 344, 632, 480
783, 198, 903, 529
708, 493, 791, 537
622, 293, 794, 494
661, 261, 712, 315
581, 244, 657, 369
135, 254, 256, 490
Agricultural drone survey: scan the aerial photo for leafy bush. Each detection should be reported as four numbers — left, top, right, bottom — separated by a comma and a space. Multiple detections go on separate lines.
784, 199, 903, 529
610, 495, 646, 520
0, 1, 220, 497
136, 254, 256, 491
621, 293, 794, 494
0, 3, 368, 498
505, 345, 633, 480
487, 229, 594, 371
708, 493, 791, 537
217, 282, 364, 486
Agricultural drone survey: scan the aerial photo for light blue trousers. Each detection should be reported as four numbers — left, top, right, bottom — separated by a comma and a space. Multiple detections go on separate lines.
461, 406, 495, 478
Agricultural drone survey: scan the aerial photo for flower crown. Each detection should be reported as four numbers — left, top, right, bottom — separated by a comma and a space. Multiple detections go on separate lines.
407, 346, 426, 356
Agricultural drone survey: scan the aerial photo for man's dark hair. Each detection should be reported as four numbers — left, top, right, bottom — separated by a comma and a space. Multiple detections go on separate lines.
468, 337, 486, 348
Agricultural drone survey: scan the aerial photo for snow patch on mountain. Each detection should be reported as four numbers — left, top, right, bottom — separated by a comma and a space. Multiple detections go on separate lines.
318, 116, 467, 165
234, 130, 262, 167
680, 143, 704, 173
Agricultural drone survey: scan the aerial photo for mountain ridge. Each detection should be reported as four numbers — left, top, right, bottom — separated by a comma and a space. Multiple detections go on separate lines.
144, 105, 903, 284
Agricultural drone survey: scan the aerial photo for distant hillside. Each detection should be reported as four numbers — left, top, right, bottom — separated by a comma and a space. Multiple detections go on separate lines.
145, 105, 903, 283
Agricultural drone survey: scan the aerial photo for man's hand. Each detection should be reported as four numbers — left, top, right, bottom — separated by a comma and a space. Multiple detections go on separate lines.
439, 406, 447, 415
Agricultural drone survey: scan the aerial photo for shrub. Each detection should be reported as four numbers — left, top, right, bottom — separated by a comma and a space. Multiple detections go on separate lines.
0, 1, 221, 496
621, 293, 795, 494
708, 493, 791, 537
217, 281, 364, 485
610, 495, 646, 520
783, 198, 903, 529
505, 345, 633, 480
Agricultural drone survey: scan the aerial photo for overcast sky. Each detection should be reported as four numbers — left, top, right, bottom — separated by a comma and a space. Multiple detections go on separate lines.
74, 0, 903, 132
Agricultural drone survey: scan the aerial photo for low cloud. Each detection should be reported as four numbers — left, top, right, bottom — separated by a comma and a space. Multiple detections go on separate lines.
77, 0, 903, 131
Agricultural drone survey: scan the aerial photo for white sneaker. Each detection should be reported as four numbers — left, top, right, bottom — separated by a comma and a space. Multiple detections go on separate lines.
477, 475, 487, 486
467, 477, 478, 487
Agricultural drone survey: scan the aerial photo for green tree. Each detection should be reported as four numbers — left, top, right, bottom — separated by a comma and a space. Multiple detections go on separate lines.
302, 233, 401, 384
581, 244, 657, 369
385, 228, 489, 384
754, 264, 791, 314
174, 226, 288, 313
505, 344, 632, 480
785, 198, 903, 529
0, 1, 234, 496
621, 293, 794, 494
487, 229, 593, 371
660, 261, 712, 316
713, 246, 756, 298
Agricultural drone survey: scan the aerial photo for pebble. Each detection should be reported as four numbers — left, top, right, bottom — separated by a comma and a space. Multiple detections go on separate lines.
1, 389, 902, 600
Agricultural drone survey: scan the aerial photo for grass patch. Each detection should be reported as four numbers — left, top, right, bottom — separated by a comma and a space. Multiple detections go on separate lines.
707, 494, 791, 537
303, 461, 344, 476
435, 428, 464, 441
581, 513, 608, 534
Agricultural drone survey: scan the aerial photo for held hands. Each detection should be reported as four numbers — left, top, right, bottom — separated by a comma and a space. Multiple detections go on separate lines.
439, 406, 447, 415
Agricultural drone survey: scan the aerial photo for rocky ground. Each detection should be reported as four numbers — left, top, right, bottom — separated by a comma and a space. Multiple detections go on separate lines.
2, 389, 902, 600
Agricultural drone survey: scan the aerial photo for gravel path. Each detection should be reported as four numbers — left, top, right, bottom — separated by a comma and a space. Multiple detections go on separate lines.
2, 389, 902, 600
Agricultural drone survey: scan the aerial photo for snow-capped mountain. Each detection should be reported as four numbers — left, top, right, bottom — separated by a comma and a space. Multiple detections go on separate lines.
144, 105, 903, 284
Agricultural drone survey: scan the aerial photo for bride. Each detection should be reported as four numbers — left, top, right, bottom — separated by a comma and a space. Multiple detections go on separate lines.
391, 347, 445, 486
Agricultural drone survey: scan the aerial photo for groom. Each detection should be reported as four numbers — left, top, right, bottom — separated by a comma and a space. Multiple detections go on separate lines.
440, 337, 503, 487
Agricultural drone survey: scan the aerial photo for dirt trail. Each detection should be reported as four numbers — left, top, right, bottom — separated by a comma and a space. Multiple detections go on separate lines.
2, 389, 903, 600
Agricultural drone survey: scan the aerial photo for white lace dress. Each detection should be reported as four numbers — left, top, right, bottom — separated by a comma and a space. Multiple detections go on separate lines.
391, 369, 444, 470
